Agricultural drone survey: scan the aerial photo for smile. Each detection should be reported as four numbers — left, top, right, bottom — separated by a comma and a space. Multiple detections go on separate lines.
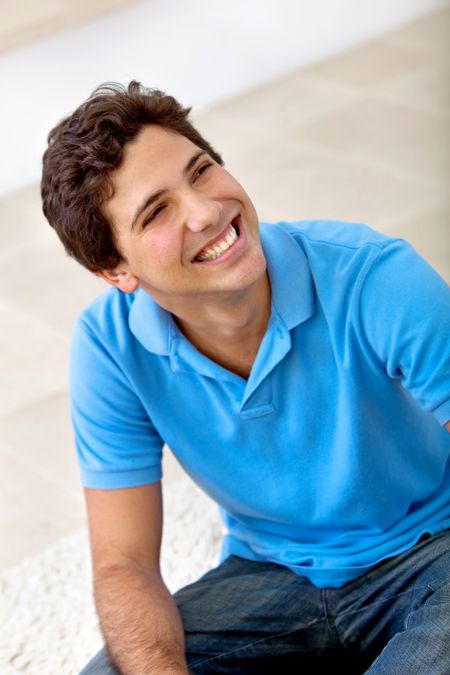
193, 219, 240, 263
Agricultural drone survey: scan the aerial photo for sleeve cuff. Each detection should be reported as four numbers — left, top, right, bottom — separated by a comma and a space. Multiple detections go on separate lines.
432, 397, 450, 426
80, 464, 162, 489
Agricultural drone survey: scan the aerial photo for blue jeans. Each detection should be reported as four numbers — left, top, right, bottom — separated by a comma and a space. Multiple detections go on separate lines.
80, 529, 450, 674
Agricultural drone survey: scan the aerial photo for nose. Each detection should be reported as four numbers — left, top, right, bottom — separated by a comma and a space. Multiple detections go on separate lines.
182, 189, 221, 233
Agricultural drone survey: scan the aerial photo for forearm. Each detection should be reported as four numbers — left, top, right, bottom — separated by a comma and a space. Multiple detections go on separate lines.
94, 561, 189, 675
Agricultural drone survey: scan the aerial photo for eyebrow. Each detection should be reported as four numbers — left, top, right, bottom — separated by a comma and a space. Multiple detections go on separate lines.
130, 149, 207, 230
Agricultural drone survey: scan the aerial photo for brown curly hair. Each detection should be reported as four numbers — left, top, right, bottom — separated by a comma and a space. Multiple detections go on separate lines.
41, 81, 223, 272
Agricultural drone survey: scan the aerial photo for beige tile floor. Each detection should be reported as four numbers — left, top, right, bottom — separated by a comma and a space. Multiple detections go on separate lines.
0, 8, 449, 568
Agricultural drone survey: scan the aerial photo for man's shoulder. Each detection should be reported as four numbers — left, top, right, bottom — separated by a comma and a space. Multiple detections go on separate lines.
262, 219, 409, 311
264, 219, 398, 287
74, 286, 171, 359
79, 284, 134, 321
265, 219, 391, 251
74, 285, 136, 345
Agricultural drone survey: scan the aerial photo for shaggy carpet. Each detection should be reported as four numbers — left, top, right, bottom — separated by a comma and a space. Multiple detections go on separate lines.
1, 476, 223, 674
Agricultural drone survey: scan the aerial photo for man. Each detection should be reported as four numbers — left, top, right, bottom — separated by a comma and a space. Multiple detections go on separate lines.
41, 81, 450, 674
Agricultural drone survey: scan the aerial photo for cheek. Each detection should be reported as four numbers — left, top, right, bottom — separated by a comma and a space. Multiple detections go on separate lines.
137, 229, 180, 264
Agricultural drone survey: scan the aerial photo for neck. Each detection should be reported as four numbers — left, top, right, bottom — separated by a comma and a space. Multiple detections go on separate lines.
175, 273, 271, 377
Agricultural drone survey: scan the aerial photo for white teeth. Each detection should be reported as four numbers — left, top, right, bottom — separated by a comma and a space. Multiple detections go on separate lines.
195, 223, 239, 262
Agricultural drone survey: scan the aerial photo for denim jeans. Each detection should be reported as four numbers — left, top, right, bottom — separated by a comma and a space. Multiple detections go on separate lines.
80, 529, 450, 674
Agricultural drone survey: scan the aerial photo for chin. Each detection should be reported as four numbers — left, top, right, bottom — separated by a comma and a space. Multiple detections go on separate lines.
232, 250, 267, 290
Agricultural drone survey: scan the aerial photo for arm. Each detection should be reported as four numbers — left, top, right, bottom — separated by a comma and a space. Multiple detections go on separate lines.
85, 481, 189, 675
446, 421, 450, 433
358, 239, 450, 426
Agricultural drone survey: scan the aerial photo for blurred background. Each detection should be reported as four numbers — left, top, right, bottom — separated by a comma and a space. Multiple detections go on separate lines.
0, 0, 449, 628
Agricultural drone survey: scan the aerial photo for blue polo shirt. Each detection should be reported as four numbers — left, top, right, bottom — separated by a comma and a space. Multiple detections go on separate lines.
70, 220, 450, 588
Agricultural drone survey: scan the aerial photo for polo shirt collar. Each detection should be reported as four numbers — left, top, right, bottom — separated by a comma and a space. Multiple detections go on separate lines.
128, 222, 315, 356
260, 221, 315, 330
128, 289, 174, 355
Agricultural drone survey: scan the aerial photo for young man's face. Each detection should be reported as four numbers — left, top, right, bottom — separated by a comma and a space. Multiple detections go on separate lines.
101, 124, 267, 314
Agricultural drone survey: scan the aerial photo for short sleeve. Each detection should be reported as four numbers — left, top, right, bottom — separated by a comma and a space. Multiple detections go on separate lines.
359, 239, 450, 425
70, 317, 164, 489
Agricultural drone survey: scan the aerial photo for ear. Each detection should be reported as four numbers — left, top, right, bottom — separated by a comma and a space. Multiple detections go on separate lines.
97, 265, 139, 294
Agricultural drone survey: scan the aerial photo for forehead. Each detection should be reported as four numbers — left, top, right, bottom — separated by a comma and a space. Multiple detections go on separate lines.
104, 125, 198, 228
115, 124, 197, 189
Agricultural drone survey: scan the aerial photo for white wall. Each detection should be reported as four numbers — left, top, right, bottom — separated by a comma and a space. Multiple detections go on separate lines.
0, 0, 448, 197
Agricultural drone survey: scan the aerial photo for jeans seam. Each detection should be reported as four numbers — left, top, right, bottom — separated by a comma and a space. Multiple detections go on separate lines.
189, 616, 327, 668
322, 588, 346, 651
337, 584, 430, 619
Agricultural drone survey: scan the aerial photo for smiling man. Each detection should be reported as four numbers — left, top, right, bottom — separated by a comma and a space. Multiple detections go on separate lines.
41, 81, 450, 675
99, 124, 270, 380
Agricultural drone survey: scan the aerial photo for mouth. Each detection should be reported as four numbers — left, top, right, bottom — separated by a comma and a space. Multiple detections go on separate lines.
192, 216, 241, 263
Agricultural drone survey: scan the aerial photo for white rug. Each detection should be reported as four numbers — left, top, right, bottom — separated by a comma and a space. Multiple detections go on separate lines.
0, 476, 223, 675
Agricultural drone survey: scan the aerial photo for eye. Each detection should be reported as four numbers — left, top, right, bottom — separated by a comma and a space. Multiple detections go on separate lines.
143, 204, 165, 227
193, 162, 213, 181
